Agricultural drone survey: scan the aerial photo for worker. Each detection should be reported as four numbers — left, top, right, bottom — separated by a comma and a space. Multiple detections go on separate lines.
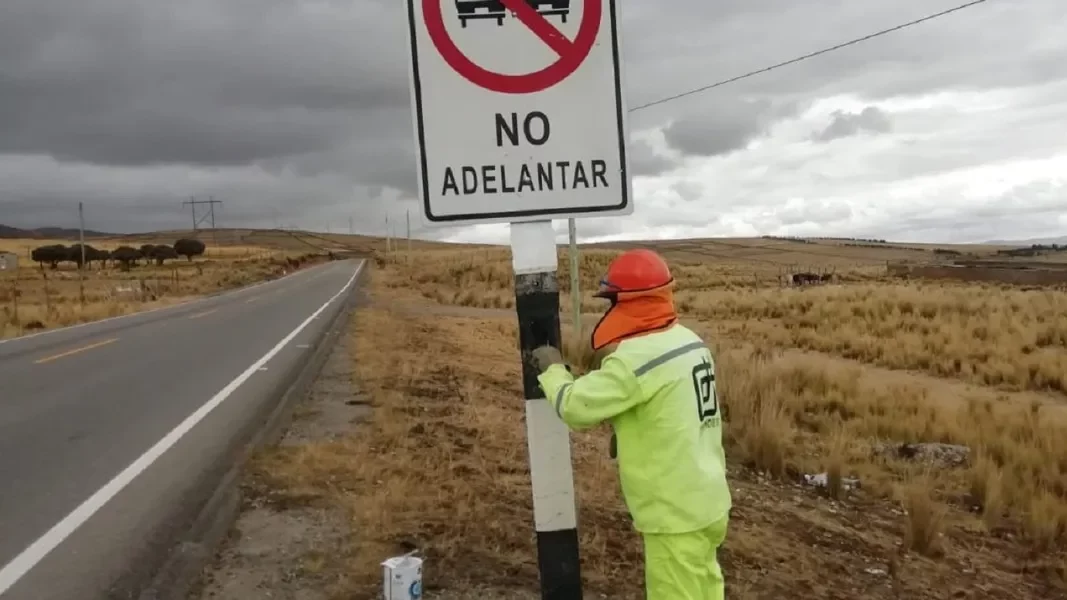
531, 248, 731, 600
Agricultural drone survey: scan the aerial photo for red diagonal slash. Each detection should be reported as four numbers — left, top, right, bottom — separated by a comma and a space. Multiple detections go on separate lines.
497, 0, 575, 57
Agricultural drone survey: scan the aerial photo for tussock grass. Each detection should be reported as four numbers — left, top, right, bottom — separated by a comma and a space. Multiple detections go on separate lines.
381, 247, 1067, 393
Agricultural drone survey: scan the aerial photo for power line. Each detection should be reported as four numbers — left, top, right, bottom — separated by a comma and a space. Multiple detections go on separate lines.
629, 0, 990, 113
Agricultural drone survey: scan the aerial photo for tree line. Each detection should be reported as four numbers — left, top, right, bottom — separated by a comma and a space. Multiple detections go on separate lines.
29, 238, 207, 271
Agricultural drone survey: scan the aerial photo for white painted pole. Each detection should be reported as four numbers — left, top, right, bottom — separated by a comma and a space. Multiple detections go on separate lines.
510, 220, 582, 597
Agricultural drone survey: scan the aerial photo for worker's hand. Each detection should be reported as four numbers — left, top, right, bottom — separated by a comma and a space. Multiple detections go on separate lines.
531, 345, 564, 373
592, 343, 618, 369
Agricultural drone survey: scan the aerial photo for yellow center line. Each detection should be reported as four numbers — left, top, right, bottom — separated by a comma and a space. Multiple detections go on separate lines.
188, 309, 218, 319
34, 338, 119, 364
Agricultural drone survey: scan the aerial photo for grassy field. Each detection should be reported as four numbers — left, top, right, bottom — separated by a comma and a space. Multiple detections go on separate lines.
0, 234, 340, 340
242, 239, 1067, 599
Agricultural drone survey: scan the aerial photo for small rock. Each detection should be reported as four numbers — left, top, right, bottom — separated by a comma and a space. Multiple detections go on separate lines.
876, 442, 971, 468
865, 567, 887, 576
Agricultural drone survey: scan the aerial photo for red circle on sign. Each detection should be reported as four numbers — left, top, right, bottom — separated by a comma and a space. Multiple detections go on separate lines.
423, 0, 602, 94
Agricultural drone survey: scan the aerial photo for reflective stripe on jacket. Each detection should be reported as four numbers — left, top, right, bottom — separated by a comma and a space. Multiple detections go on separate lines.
537, 323, 731, 534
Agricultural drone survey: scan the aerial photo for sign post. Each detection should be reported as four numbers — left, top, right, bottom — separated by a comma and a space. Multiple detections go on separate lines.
405, 0, 631, 596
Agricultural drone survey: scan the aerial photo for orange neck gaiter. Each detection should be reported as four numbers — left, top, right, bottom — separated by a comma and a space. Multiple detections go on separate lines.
591, 285, 678, 351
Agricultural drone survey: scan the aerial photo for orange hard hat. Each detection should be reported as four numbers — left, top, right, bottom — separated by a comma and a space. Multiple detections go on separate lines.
594, 249, 673, 298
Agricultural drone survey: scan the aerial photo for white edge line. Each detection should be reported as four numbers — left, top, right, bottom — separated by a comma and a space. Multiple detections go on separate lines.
0, 260, 341, 347
0, 260, 364, 594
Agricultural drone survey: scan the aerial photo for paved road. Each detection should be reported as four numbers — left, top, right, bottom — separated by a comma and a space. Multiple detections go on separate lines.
0, 258, 364, 600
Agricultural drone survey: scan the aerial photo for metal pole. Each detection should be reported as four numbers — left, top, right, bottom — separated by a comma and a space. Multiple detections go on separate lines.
567, 219, 580, 330
406, 209, 411, 254
78, 202, 86, 307
385, 215, 391, 260
209, 195, 217, 247
510, 220, 582, 599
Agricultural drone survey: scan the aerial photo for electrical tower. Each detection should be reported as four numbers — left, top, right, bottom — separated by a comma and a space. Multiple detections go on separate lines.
182, 196, 222, 230
182, 195, 223, 245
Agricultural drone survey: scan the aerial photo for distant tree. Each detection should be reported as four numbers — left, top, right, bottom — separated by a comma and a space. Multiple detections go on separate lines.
110, 246, 142, 272
174, 238, 206, 261
31, 244, 69, 270
89, 247, 111, 267
69, 244, 108, 269
150, 244, 180, 265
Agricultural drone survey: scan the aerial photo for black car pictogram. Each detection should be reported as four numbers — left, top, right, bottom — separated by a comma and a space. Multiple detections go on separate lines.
455, 0, 571, 27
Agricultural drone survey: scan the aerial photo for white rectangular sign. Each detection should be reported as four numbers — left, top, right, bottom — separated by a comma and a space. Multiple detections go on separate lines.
405, 0, 633, 226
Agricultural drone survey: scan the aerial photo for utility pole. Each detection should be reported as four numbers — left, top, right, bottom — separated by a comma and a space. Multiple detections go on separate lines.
186, 196, 197, 229
385, 215, 391, 260
568, 219, 580, 329
78, 202, 86, 307
349, 216, 354, 235
406, 209, 411, 254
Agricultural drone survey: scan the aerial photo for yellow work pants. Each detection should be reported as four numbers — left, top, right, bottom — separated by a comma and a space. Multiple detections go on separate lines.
642, 516, 728, 600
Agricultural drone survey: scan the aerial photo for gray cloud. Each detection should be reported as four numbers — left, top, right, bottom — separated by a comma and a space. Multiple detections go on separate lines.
661, 99, 791, 157
629, 138, 679, 177
0, 0, 1065, 243
0, 0, 409, 168
814, 106, 892, 141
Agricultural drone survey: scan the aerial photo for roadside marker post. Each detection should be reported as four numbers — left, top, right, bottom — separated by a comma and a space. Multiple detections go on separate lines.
405, 0, 632, 597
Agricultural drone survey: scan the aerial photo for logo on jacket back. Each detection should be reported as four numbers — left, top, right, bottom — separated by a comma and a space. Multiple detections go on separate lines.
692, 356, 719, 426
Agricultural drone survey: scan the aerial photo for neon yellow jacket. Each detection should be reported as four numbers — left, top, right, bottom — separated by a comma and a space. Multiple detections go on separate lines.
537, 323, 731, 535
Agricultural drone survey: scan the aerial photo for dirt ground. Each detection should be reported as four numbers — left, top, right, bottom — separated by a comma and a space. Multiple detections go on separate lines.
192, 263, 1067, 600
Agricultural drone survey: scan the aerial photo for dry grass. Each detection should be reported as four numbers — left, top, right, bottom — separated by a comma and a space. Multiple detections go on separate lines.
378, 246, 1067, 393
248, 244, 1067, 598
0, 237, 331, 339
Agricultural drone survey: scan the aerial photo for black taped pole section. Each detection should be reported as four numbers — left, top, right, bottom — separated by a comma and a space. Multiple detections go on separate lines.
511, 220, 583, 600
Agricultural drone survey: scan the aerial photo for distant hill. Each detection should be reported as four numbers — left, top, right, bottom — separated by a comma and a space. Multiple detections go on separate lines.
983, 235, 1067, 246
0, 223, 115, 239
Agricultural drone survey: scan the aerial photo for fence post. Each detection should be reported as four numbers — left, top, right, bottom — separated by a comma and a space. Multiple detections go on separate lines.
11, 275, 19, 336
43, 276, 52, 316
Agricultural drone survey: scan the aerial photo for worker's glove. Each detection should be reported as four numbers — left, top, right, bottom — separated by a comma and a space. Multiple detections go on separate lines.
531, 345, 564, 373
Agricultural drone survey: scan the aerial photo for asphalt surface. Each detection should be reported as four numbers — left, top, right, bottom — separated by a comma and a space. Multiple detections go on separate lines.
0, 258, 364, 600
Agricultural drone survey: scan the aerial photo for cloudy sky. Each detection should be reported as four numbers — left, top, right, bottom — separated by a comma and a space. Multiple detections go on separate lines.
1, 0, 1065, 244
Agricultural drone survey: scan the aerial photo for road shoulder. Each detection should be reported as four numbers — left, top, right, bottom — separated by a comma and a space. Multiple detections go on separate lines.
192, 319, 366, 599
191, 267, 542, 599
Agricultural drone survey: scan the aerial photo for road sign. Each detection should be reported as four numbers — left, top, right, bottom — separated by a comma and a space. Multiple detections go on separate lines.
406, 0, 633, 226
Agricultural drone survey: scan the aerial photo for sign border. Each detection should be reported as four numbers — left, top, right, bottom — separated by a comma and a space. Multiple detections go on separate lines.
406, 0, 631, 225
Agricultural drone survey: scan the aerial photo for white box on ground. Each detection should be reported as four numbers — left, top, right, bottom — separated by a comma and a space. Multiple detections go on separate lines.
405, 0, 633, 227
382, 554, 424, 600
